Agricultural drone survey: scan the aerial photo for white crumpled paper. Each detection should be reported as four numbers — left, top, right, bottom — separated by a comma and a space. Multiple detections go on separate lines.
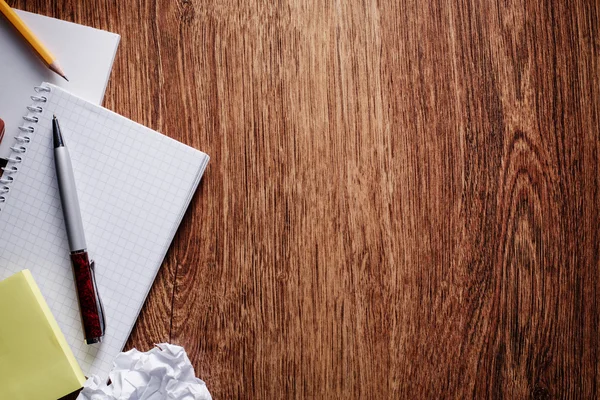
78, 343, 212, 400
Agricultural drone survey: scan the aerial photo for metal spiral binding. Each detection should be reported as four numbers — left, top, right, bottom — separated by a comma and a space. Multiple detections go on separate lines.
0, 85, 51, 209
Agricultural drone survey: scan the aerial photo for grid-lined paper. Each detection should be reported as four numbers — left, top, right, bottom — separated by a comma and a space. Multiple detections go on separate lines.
0, 84, 209, 377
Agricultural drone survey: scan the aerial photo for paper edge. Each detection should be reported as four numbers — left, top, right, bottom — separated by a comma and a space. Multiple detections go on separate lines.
98, 33, 120, 103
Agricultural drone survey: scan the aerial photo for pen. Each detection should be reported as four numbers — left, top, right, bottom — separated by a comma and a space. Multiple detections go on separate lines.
0, 0, 68, 81
53, 115, 105, 344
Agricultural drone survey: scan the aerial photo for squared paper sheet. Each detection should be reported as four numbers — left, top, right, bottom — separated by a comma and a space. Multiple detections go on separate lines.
0, 84, 209, 377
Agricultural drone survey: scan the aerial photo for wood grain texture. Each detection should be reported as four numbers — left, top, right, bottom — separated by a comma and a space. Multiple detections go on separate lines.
15, 0, 600, 397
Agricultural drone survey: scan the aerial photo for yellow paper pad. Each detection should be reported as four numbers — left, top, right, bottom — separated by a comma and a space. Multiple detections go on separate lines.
0, 270, 85, 400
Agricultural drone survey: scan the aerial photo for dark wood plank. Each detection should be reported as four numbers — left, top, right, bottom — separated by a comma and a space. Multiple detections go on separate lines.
15, 0, 600, 398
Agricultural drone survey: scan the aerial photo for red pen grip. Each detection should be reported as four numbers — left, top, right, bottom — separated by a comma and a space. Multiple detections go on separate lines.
70, 251, 103, 342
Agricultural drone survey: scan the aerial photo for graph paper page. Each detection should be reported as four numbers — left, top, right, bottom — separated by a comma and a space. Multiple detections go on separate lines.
0, 83, 209, 377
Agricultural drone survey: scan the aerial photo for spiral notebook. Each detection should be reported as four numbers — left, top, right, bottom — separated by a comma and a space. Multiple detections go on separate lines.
0, 83, 209, 378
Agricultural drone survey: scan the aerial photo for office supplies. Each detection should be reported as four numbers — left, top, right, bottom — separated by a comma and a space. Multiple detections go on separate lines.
0, 0, 68, 80
0, 83, 209, 377
53, 115, 106, 344
0, 269, 86, 400
0, 9, 120, 158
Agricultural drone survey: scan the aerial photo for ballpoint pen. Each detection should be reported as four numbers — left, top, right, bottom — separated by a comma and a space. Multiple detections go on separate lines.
53, 115, 105, 344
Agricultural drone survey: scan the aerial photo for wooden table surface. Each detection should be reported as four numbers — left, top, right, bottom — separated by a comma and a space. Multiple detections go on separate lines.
17, 0, 599, 398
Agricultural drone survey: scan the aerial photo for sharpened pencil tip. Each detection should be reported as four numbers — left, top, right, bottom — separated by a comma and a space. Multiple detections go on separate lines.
49, 61, 68, 81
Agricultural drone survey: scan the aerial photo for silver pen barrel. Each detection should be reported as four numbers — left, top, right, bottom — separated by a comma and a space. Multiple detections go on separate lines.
53, 116, 87, 252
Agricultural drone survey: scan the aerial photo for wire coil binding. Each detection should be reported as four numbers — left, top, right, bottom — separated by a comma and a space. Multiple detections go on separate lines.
0, 85, 51, 210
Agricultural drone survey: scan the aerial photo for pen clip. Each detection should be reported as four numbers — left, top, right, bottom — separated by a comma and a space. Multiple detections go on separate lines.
89, 260, 106, 333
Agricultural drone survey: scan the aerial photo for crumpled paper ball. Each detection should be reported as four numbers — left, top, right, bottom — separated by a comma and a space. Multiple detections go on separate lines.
77, 343, 212, 400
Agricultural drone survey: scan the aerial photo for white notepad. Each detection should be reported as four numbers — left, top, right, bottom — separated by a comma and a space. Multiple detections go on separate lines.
0, 83, 209, 377
0, 9, 120, 158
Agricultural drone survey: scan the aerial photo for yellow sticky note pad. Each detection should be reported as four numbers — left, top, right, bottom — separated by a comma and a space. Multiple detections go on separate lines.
0, 270, 85, 400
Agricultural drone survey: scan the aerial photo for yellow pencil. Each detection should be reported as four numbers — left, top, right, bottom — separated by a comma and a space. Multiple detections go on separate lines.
0, 0, 68, 81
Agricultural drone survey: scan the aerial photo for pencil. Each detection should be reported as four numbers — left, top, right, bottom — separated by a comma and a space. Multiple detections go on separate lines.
0, 0, 68, 81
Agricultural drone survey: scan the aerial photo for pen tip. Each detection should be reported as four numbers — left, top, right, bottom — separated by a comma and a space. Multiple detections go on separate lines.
63, 75, 69, 82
